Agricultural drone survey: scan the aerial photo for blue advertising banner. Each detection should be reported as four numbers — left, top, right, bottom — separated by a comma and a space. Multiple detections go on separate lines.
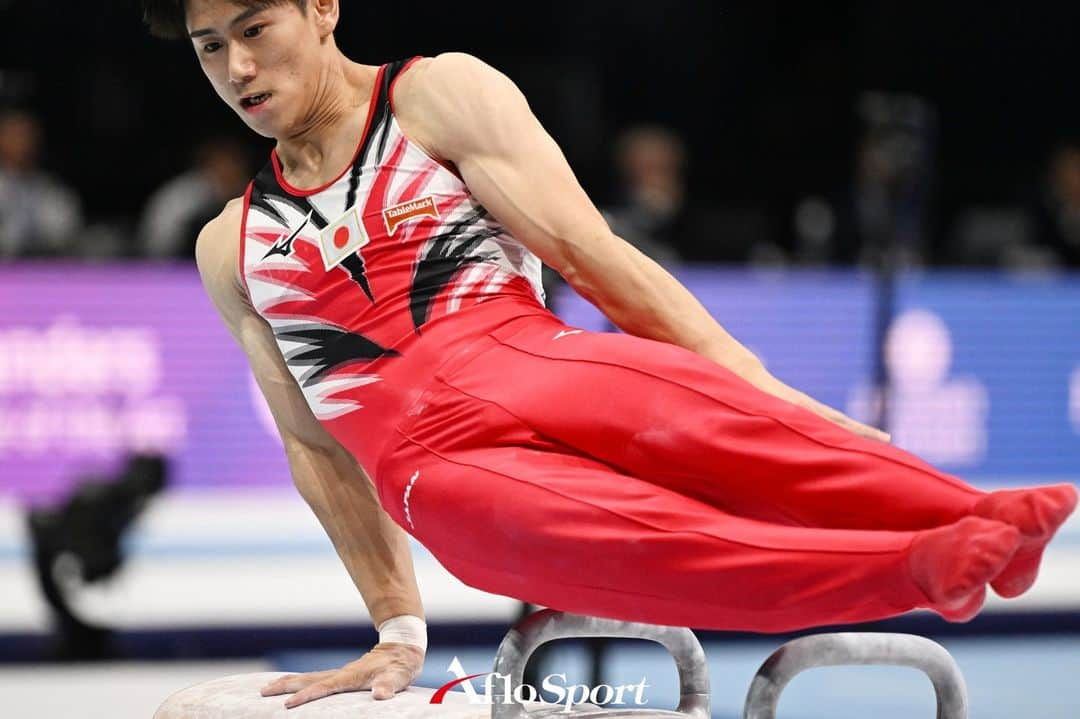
0, 264, 292, 507
882, 272, 1080, 481
550, 268, 1080, 485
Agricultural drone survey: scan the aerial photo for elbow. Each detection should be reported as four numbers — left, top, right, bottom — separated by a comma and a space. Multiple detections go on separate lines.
547, 231, 621, 305
554, 256, 584, 292
281, 430, 321, 456
555, 257, 605, 308
277, 408, 338, 454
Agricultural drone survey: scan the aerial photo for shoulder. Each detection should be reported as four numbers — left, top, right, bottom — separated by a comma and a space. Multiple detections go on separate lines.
395, 53, 505, 99
196, 197, 244, 254
393, 52, 524, 126
195, 197, 246, 294
393, 53, 529, 158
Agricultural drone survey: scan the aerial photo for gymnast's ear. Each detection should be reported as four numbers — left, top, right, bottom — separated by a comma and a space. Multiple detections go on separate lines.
308, 0, 340, 39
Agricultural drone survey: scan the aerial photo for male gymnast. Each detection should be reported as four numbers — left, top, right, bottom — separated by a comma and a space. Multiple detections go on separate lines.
143, 0, 1077, 709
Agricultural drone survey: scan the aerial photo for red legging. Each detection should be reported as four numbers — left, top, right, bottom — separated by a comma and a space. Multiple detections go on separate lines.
374, 312, 985, 632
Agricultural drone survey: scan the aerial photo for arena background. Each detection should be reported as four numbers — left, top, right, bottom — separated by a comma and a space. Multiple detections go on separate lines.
0, 2, 1078, 718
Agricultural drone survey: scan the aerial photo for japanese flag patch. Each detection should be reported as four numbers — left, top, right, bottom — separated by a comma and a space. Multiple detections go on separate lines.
318, 207, 370, 271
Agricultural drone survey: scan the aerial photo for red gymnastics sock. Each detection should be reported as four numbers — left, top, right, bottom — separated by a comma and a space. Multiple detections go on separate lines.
972, 483, 1079, 598
907, 517, 1021, 621
935, 585, 988, 623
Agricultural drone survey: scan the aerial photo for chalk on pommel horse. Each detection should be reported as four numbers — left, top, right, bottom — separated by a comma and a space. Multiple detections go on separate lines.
153, 609, 969, 719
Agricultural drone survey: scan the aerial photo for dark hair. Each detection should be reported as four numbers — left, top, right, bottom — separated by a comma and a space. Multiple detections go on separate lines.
142, 0, 306, 39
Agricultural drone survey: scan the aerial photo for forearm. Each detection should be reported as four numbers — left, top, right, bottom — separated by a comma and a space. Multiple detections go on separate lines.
564, 234, 764, 377
282, 434, 425, 627
563, 237, 890, 441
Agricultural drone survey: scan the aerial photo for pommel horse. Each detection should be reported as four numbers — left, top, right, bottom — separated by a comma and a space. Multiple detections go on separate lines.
154, 609, 968, 719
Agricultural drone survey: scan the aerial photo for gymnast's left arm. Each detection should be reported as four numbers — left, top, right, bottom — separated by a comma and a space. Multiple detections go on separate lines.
395, 52, 889, 443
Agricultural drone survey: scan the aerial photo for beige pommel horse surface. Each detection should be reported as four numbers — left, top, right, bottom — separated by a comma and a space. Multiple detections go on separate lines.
153, 608, 969, 719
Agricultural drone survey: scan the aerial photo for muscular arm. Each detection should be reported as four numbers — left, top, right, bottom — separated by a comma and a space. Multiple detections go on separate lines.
397, 55, 753, 370
396, 53, 888, 442
195, 201, 425, 627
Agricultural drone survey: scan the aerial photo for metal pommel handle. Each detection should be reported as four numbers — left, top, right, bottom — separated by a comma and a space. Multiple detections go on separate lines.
491, 610, 710, 719
742, 632, 968, 719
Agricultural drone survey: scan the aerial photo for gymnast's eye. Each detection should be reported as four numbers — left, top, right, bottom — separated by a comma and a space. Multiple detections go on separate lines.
244, 24, 266, 39
202, 41, 223, 55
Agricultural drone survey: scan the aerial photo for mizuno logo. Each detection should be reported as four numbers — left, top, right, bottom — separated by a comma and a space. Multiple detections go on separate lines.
553, 329, 583, 341
262, 211, 312, 260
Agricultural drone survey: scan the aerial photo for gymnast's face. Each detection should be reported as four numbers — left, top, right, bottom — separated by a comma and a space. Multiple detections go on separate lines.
186, 0, 339, 139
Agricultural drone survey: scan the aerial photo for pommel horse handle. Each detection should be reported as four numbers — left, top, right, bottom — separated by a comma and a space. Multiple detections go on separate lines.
742, 632, 969, 719
491, 609, 710, 719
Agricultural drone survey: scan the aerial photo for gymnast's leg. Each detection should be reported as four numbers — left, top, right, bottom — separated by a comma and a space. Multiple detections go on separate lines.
375, 425, 1020, 631
434, 315, 1076, 597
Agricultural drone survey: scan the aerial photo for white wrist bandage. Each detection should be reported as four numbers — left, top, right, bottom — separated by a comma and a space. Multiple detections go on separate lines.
377, 614, 427, 652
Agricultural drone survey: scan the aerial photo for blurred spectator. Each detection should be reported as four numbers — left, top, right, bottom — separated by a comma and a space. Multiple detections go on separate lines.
792, 94, 937, 269
136, 136, 251, 260
601, 124, 686, 268
793, 133, 899, 267
601, 123, 783, 268
543, 123, 690, 305
1030, 139, 1080, 267
0, 108, 83, 259
948, 206, 1042, 269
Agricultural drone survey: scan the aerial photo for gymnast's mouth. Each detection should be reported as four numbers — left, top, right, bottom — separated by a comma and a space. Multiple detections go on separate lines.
240, 93, 272, 110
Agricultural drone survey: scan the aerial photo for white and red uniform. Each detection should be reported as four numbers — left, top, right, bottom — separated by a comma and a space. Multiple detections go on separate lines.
241, 57, 549, 473
240, 58, 987, 632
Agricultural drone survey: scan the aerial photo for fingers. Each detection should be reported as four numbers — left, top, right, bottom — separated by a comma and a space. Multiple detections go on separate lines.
849, 419, 891, 443
847, 419, 890, 443
823, 413, 886, 443
260, 671, 336, 697
277, 669, 406, 708
748, 375, 891, 443
370, 676, 400, 700
260, 644, 424, 708
284, 677, 348, 709
370, 650, 423, 700
818, 401, 890, 443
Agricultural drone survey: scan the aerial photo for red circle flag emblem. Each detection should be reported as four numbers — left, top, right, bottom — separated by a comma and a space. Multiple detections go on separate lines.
333, 226, 351, 249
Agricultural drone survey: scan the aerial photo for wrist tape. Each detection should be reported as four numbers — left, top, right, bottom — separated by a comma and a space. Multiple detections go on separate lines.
377, 614, 427, 652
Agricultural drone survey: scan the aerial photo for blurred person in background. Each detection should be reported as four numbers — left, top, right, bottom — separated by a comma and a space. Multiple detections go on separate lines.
1030, 139, 1080, 267
545, 123, 686, 304
812, 133, 924, 267
602, 123, 773, 266
137, 135, 252, 260
792, 94, 936, 269
601, 124, 685, 268
143, 0, 1077, 710
798, 132, 901, 267
0, 108, 83, 259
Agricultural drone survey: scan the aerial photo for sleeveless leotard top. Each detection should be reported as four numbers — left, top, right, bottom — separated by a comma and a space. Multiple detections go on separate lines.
239, 57, 551, 471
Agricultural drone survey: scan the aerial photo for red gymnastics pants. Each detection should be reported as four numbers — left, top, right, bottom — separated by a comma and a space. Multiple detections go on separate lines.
374, 311, 987, 633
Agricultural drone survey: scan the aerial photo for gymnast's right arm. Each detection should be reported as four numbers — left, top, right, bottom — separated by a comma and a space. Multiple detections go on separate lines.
194, 200, 425, 708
